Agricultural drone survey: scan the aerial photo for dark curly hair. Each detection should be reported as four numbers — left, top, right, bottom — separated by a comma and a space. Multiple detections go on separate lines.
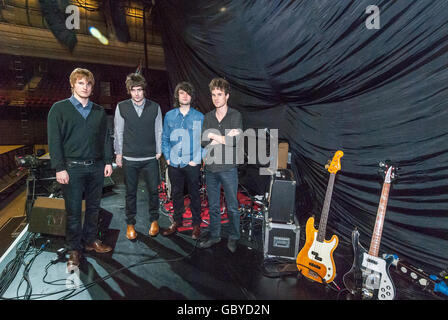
174, 81, 195, 108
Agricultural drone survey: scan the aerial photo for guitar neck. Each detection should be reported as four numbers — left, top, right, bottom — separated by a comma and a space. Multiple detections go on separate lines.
317, 173, 335, 242
369, 182, 391, 257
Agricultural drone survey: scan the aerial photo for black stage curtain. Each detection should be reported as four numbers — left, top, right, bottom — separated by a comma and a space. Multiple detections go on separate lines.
39, 0, 77, 51
108, 0, 130, 43
154, 0, 448, 273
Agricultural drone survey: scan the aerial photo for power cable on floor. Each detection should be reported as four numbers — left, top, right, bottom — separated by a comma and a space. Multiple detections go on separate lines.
1, 232, 201, 300
0, 232, 37, 297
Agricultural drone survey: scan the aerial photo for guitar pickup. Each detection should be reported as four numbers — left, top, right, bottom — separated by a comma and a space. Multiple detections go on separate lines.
366, 258, 378, 265
309, 262, 321, 270
311, 251, 323, 261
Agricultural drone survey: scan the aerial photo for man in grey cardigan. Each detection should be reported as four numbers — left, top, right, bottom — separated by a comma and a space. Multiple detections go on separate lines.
114, 73, 162, 240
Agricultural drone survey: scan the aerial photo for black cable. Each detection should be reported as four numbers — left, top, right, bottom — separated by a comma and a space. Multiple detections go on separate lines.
336, 288, 351, 300
0, 232, 37, 297
296, 262, 340, 293
3, 232, 201, 300
3, 251, 160, 300
15, 240, 48, 299
60, 232, 201, 300
260, 257, 340, 294
261, 257, 298, 278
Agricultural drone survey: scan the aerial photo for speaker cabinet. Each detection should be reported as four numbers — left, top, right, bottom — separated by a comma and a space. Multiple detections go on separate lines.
268, 169, 296, 223
29, 197, 85, 236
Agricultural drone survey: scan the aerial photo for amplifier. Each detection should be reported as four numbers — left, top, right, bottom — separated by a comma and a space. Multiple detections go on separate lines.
264, 221, 300, 260
29, 197, 85, 236
267, 169, 296, 223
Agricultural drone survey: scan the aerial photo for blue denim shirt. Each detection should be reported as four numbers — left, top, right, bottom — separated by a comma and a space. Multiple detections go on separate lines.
162, 107, 204, 167
69, 95, 93, 119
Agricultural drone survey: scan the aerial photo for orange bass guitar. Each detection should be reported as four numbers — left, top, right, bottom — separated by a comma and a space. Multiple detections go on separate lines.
296, 150, 343, 284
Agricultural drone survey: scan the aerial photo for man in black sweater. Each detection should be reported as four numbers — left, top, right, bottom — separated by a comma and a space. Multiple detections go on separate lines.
47, 68, 113, 271
114, 73, 162, 240
199, 78, 243, 253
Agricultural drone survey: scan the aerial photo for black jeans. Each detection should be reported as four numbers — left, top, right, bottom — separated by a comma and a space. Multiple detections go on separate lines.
123, 158, 160, 225
62, 162, 105, 251
168, 164, 202, 226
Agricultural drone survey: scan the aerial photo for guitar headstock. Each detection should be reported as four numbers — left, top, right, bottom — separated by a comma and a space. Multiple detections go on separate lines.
378, 160, 398, 183
325, 150, 344, 174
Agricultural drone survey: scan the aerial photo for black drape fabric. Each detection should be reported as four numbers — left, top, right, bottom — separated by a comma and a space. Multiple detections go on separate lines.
39, 0, 77, 51
154, 0, 448, 272
108, 0, 130, 43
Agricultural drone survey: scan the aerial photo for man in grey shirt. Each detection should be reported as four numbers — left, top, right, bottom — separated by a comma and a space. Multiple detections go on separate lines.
114, 73, 162, 240
200, 78, 243, 253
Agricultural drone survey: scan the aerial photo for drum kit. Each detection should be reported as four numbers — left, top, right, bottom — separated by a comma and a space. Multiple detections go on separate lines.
157, 158, 266, 246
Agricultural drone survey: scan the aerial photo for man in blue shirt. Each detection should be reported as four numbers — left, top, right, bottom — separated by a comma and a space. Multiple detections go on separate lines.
161, 82, 204, 239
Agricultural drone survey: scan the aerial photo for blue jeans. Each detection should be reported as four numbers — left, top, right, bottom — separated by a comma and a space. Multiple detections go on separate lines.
205, 167, 240, 240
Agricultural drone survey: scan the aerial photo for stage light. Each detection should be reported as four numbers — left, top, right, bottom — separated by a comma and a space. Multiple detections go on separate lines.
220, 7, 227, 12
88, 26, 109, 45
125, 7, 144, 18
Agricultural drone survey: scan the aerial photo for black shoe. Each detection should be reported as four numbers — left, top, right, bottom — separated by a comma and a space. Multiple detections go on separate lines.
227, 238, 237, 253
198, 237, 221, 249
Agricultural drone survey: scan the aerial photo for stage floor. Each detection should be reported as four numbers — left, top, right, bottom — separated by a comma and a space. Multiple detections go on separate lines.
0, 169, 445, 301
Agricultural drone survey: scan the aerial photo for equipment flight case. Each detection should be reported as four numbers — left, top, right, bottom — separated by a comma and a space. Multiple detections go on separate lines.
263, 220, 300, 260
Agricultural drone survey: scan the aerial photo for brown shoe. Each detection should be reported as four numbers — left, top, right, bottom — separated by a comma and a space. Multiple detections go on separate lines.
192, 225, 201, 240
67, 250, 81, 272
149, 221, 159, 237
85, 240, 112, 253
126, 225, 137, 240
162, 221, 179, 236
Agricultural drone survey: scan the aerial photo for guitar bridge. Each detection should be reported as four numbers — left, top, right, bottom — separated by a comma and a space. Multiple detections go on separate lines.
308, 270, 320, 280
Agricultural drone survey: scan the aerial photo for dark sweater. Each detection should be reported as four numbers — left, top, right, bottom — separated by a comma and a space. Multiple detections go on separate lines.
118, 99, 158, 158
201, 107, 243, 173
47, 99, 113, 172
